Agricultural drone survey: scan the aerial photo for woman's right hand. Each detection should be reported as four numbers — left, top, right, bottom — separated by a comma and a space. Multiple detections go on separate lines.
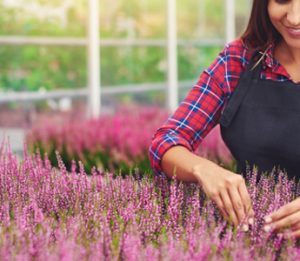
192, 164, 255, 230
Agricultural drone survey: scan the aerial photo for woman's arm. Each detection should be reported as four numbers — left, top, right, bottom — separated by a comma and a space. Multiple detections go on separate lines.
149, 39, 254, 227
161, 145, 220, 182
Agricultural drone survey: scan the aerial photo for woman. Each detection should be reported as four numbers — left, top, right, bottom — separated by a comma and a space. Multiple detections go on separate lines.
149, 0, 300, 238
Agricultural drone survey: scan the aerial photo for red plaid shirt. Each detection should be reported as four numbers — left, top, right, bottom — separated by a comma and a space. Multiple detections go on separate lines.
149, 38, 296, 176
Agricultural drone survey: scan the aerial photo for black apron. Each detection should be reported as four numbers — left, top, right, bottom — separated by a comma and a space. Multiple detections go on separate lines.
219, 54, 300, 182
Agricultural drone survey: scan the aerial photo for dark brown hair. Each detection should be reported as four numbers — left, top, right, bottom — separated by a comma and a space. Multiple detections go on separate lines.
241, 0, 282, 51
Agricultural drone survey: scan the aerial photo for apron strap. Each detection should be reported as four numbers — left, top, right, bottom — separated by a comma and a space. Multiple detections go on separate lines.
219, 50, 264, 128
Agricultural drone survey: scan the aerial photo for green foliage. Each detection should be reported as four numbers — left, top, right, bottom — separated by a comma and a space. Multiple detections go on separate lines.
0, 45, 86, 91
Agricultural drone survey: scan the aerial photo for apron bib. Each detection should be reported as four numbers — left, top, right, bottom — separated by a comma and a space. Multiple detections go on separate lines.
220, 55, 300, 181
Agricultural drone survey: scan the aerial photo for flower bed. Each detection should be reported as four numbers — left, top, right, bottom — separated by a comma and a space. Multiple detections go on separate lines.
0, 145, 299, 260
27, 106, 234, 174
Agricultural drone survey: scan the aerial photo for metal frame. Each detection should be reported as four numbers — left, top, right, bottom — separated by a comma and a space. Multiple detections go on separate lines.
226, 0, 235, 43
0, 81, 194, 103
0, 36, 225, 47
87, 0, 100, 117
167, 0, 178, 112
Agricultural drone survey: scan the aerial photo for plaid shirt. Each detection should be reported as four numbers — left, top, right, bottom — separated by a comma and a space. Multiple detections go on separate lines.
149, 38, 295, 176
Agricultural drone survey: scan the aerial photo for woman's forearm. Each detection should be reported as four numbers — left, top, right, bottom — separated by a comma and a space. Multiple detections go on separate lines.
161, 145, 222, 183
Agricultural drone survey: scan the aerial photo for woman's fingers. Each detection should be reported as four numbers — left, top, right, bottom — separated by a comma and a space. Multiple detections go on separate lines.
263, 198, 300, 233
212, 190, 250, 230
238, 180, 255, 223
266, 211, 300, 232
291, 220, 300, 231
195, 166, 254, 228
264, 211, 300, 233
279, 227, 300, 239
220, 190, 239, 226
211, 193, 229, 219
214, 175, 254, 228
284, 229, 300, 239
267, 223, 300, 239
228, 187, 246, 225
264, 198, 300, 224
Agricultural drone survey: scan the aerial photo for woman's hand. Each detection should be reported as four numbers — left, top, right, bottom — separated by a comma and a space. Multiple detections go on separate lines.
264, 197, 300, 238
192, 164, 255, 230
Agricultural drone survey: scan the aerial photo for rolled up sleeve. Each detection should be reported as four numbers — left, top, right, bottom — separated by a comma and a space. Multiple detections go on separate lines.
149, 72, 225, 176
148, 39, 250, 176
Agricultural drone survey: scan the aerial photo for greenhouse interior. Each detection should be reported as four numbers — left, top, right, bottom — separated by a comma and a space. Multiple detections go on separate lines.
1, 0, 300, 259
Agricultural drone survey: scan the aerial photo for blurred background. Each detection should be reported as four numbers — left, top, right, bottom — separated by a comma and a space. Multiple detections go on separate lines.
0, 0, 250, 157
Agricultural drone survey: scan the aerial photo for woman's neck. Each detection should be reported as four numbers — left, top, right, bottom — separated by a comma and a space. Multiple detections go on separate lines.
275, 41, 300, 65
275, 41, 300, 83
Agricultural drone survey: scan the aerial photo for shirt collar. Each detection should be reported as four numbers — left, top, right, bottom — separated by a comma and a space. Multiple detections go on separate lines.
263, 43, 279, 70
260, 42, 293, 80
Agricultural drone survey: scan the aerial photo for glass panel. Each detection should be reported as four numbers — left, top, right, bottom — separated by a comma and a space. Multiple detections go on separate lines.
178, 0, 225, 39
100, 0, 166, 39
235, 0, 251, 36
0, 45, 86, 91
102, 90, 166, 112
101, 46, 166, 86
178, 45, 223, 82
0, 0, 87, 36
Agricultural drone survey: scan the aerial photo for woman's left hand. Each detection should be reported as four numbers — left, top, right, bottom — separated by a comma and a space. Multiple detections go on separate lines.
263, 197, 300, 239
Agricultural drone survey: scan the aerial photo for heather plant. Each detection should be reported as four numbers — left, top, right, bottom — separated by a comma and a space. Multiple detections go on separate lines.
0, 144, 300, 260
27, 106, 169, 174
27, 106, 234, 175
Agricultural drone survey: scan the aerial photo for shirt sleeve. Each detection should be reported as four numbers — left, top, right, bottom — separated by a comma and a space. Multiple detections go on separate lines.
149, 43, 237, 176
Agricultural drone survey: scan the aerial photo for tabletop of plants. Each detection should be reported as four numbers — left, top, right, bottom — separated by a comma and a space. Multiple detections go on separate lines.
0, 107, 300, 261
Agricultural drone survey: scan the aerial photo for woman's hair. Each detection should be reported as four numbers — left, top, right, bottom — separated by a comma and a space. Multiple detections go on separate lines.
241, 0, 282, 51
